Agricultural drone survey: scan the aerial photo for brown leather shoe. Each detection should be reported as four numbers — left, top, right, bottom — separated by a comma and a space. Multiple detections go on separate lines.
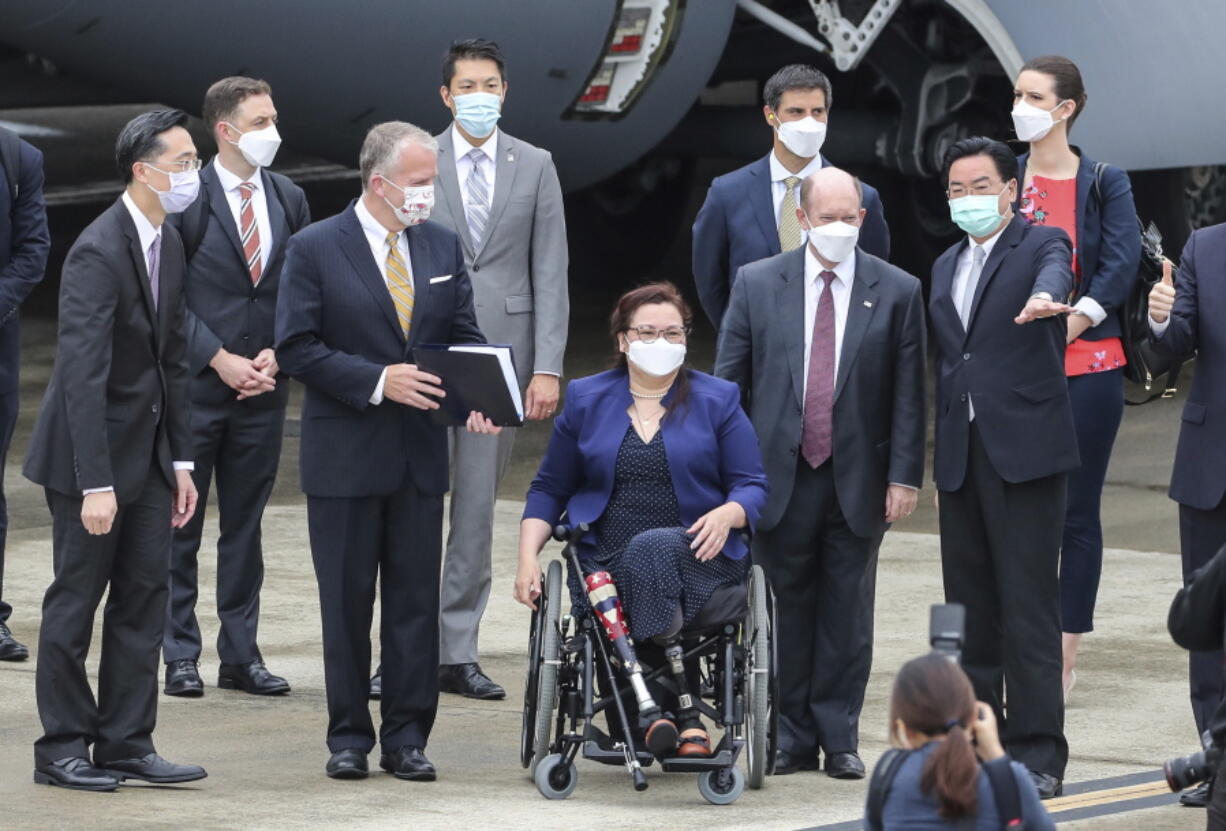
677, 728, 712, 757
645, 718, 678, 756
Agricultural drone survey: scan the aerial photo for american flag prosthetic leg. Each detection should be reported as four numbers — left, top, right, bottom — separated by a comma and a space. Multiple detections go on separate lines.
584, 571, 662, 721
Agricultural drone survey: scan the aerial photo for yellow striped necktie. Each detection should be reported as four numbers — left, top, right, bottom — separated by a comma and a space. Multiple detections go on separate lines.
384, 231, 414, 337
778, 175, 803, 251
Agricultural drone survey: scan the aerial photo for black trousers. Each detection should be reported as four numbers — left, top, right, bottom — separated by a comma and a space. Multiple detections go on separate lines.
0, 389, 17, 624
753, 459, 880, 757
307, 479, 443, 754
1180, 495, 1226, 736
939, 423, 1068, 778
35, 472, 172, 766
164, 399, 285, 665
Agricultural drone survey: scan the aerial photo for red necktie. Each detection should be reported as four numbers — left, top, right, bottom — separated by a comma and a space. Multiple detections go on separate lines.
801, 270, 836, 468
238, 181, 262, 284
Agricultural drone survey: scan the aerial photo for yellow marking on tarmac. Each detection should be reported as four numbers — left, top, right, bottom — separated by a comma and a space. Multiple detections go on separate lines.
1046, 780, 1170, 812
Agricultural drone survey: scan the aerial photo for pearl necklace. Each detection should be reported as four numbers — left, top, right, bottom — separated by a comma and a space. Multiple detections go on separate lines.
630, 388, 669, 400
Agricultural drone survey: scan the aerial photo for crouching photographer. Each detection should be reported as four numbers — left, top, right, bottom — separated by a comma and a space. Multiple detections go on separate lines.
1167, 543, 1226, 827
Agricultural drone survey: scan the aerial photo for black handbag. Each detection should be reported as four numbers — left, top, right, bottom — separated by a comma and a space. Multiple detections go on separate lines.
1091, 163, 1189, 405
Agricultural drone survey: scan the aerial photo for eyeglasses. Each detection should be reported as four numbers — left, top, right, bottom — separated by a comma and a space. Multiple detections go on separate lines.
141, 158, 203, 174
625, 325, 689, 344
946, 181, 1003, 200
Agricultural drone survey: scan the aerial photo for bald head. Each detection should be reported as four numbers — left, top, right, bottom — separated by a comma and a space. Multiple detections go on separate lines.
797, 166, 865, 230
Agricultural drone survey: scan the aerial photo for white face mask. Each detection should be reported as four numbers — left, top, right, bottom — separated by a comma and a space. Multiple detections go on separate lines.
1011, 99, 1069, 143
627, 340, 686, 377
225, 122, 282, 168
144, 165, 201, 214
775, 115, 827, 159
805, 219, 859, 263
380, 177, 434, 226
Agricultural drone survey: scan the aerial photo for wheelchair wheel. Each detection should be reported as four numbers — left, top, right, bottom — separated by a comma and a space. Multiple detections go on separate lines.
521, 559, 563, 775
698, 765, 745, 805
744, 564, 775, 789
534, 753, 579, 800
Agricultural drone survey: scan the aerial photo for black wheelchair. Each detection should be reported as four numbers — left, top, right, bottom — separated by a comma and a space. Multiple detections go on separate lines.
520, 524, 778, 805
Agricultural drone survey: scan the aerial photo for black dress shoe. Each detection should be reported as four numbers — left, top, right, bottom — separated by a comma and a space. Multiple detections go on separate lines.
439, 663, 505, 700
99, 752, 207, 783
218, 660, 290, 695
1180, 781, 1211, 807
1029, 770, 1063, 799
0, 622, 29, 661
826, 751, 866, 780
164, 659, 204, 697
774, 749, 821, 775
326, 748, 369, 780
34, 757, 118, 791
379, 746, 437, 781
369, 665, 382, 701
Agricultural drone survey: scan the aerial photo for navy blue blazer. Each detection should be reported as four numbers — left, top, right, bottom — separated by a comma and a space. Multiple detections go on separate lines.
929, 215, 1078, 491
1150, 223, 1226, 511
692, 153, 890, 329
1015, 150, 1141, 341
275, 202, 485, 498
0, 137, 50, 393
523, 368, 768, 562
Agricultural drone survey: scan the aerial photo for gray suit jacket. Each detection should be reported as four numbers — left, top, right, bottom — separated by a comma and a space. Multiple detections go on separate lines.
715, 246, 927, 539
431, 127, 568, 385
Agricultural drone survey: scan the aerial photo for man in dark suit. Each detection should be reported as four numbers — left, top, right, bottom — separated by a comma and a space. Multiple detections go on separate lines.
930, 137, 1077, 799
693, 64, 890, 331
161, 77, 310, 699
1148, 222, 1226, 807
716, 167, 926, 779
0, 124, 50, 661
23, 110, 206, 791
276, 121, 495, 782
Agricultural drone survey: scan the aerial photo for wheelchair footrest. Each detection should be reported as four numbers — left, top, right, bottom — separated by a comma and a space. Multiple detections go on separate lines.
660, 748, 739, 773
582, 740, 655, 767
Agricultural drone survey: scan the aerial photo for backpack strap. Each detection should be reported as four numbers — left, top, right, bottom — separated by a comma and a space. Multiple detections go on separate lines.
982, 757, 1025, 828
0, 125, 21, 205
1091, 161, 1107, 206
865, 748, 913, 829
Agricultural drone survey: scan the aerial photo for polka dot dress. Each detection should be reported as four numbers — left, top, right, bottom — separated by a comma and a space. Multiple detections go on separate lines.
568, 423, 748, 642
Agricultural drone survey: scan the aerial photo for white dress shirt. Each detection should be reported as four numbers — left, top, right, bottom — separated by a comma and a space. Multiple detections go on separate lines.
801, 245, 855, 391
84, 193, 194, 494
770, 150, 823, 248
213, 157, 273, 277
453, 124, 498, 212
355, 198, 413, 405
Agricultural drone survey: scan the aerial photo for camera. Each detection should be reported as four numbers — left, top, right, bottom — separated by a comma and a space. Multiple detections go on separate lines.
1165, 730, 1223, 792
929, 603, 966, 664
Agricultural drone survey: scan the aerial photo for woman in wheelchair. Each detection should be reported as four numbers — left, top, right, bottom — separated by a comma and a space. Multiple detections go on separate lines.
515, 282, 768, 759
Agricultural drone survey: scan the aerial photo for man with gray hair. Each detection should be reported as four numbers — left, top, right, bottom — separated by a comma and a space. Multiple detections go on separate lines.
276, 120, 494, 782
716, 166, 925, 779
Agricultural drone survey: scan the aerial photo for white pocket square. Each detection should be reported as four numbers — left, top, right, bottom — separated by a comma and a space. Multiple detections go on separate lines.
429, 274, 453, 284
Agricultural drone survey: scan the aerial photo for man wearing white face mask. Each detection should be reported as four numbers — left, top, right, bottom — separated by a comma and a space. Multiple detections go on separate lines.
693, 64, 892, 331
161, 77, 311, 700
717, 167, 926, 780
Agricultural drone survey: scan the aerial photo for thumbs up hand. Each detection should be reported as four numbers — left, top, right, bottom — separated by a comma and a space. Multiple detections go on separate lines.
1149, 259, 1177, 324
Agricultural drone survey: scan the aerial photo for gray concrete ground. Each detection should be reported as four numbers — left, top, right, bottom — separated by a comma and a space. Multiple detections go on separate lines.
0, 315, 1206, 830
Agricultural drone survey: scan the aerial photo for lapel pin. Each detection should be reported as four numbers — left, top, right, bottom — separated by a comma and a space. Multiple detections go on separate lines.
863, 300, 873, 308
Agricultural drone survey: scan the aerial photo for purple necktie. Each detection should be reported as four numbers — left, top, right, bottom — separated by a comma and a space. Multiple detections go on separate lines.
148, 232, 161, 310
801, 269, 836, 468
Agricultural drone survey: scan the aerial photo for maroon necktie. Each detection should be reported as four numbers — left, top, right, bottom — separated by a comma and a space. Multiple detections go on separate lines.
238, 181, 263, 283
801, 269, 836, 468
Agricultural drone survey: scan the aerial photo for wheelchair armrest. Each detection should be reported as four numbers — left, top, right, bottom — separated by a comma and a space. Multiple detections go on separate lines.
552, 521, 590, 543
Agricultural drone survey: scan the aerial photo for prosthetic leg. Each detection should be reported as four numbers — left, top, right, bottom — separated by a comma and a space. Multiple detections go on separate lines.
584, 571, 679, 756
662, 639, 711, 757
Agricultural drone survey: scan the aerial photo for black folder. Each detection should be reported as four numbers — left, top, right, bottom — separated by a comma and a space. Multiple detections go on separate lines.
411, 344, 524, 427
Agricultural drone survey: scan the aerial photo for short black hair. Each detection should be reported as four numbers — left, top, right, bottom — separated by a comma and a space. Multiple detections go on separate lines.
442, 38, 507, 87
941, 136, 1017, 186
115, 109, 190, 184
763, 64, 833, 112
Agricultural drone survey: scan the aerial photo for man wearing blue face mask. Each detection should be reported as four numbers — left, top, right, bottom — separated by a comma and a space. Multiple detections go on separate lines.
161, 77, 311, 701
378, 37, 568, 704
929, 136, 1077, 800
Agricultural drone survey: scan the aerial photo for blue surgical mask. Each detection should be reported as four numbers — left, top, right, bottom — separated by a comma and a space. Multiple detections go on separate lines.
454, 92, 502, 139
949, 192, 1006, 237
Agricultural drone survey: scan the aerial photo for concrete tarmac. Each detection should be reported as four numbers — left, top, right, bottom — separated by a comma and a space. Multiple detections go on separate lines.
0, 315, 1206, 830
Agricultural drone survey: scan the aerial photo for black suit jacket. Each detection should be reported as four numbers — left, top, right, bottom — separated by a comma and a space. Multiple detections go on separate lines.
167, 161, 310, 410
929, 215, 1078, 491
275, 202, 485, 498
1168, 542, 1226, 744
1150, 222, 1226, 511
715, 246, 927, 539
23, 197, 191, 502
0, 136, 51, 393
